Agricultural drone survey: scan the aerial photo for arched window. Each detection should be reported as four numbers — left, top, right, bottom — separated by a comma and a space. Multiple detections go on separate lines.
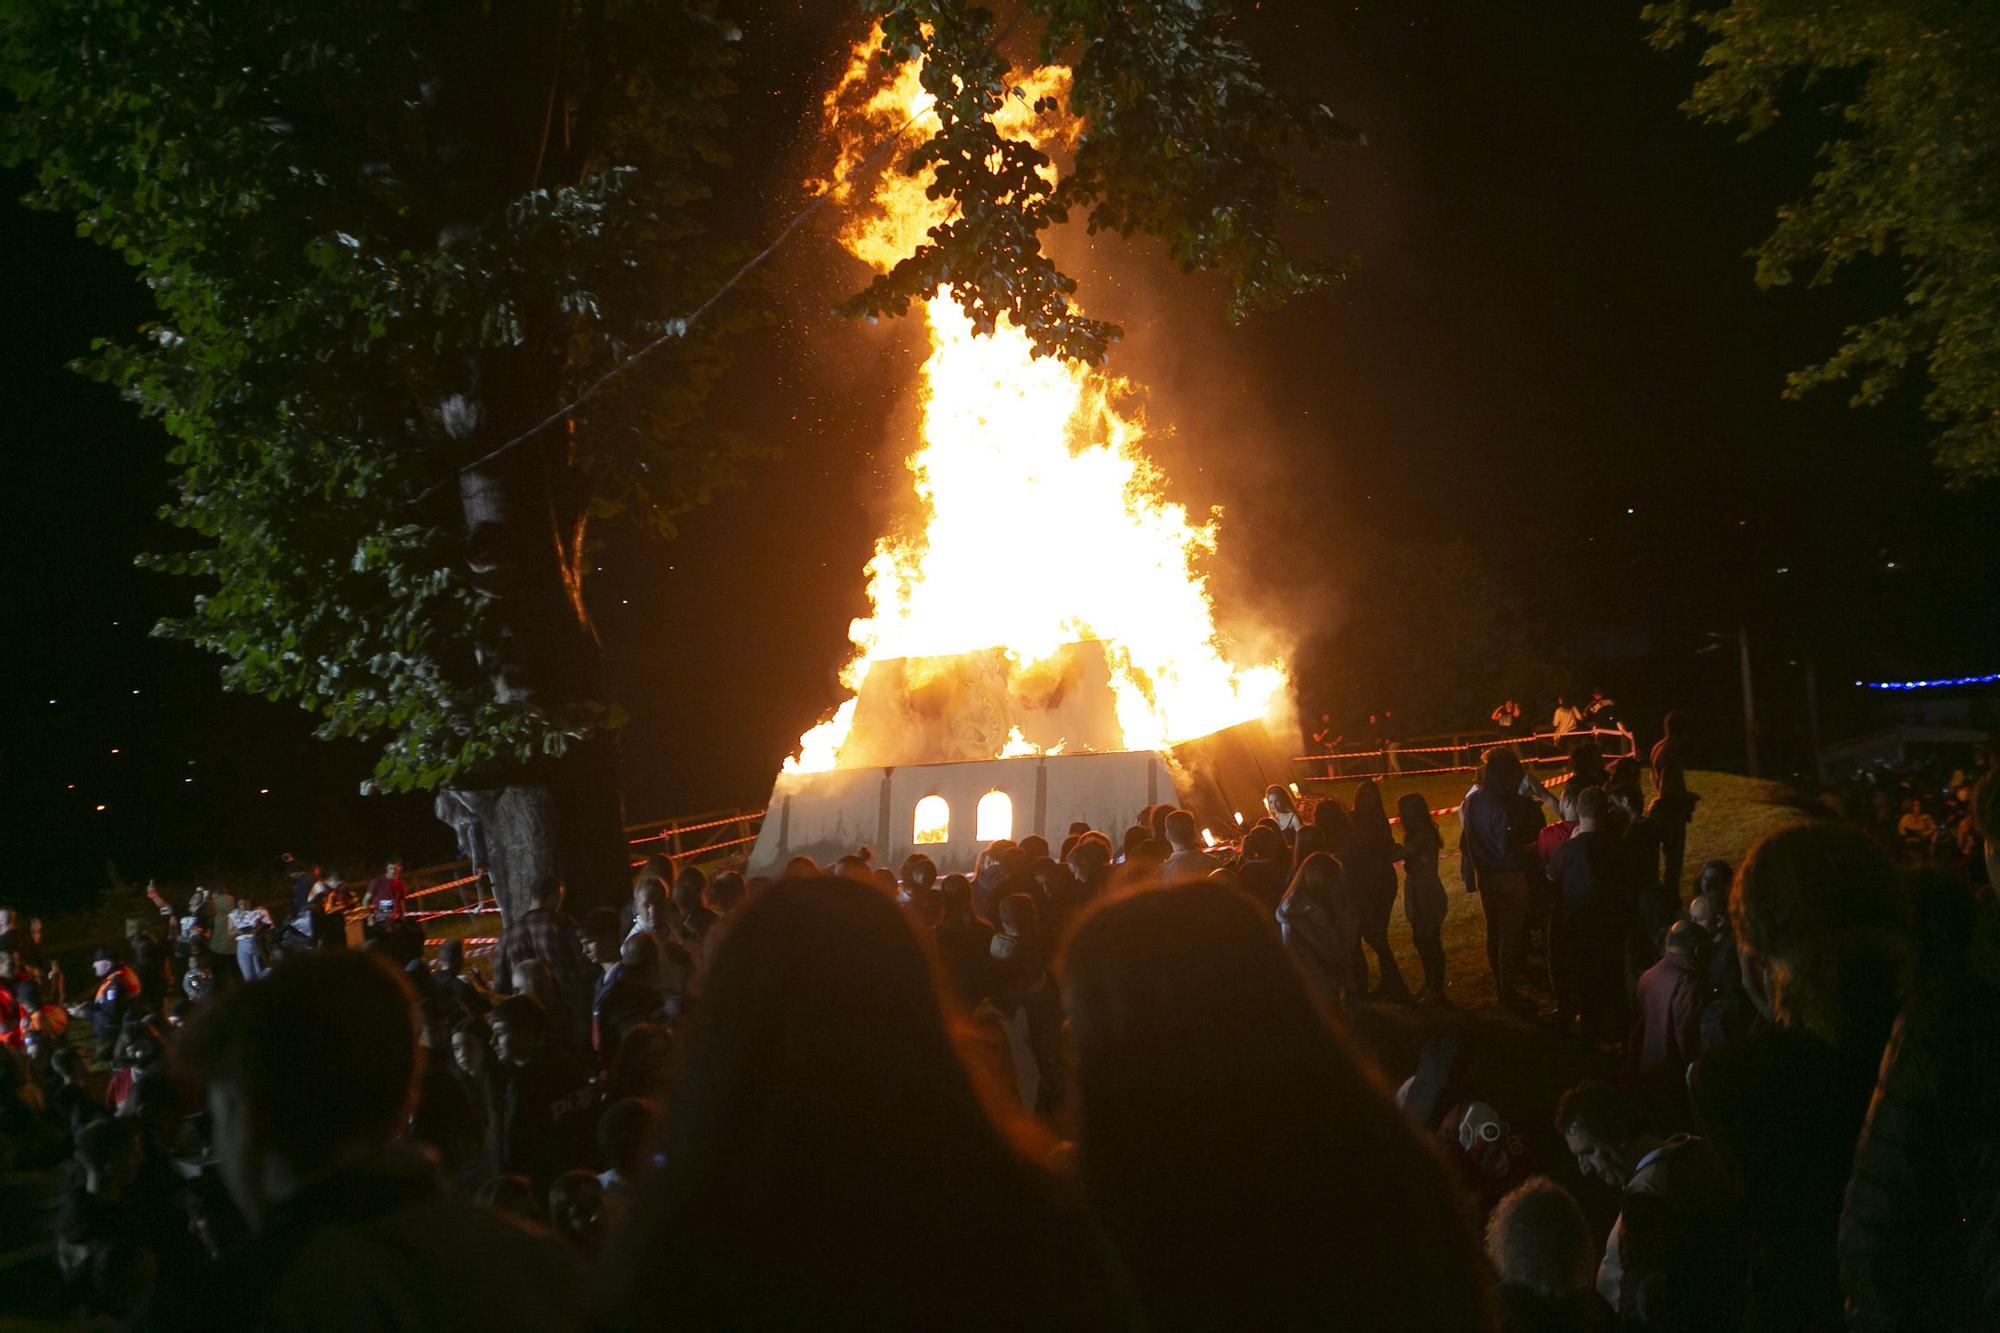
913, 795, 950, 845
975, 790, 1014, 843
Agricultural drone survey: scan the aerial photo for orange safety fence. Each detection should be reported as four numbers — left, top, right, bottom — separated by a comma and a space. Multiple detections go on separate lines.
1292, 725, 1633, 765
405, 872, 484, 903
627, 833, 758, 869
627, 810, 767, 846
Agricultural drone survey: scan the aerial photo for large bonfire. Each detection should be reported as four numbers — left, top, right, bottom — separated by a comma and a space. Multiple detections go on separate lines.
788, 41, 1286, 774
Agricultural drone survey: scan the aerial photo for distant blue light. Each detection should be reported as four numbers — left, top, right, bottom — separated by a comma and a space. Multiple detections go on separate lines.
1858, 672, 2000, 692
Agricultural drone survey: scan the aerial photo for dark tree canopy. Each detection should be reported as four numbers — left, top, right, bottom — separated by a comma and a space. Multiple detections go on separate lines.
2, 0, 1345, 801
1646, 0, 2000, 482
2, 0, 745, 794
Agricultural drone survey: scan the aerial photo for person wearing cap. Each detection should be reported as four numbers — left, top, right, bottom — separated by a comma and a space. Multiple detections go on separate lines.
74, 947, 143, 1045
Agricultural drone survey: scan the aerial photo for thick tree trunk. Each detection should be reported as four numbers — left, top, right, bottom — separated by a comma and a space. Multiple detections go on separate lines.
419, 1, 631, 925
438, 742, 627, 924
437, 420, 629, 923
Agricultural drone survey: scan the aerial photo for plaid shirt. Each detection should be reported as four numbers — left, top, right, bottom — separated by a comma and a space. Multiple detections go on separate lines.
497, 909, 593, 1034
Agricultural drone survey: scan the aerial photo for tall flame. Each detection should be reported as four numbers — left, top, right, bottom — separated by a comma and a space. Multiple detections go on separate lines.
789, 42, 1285, 774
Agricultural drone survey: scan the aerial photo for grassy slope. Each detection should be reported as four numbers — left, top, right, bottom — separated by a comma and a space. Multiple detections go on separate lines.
1322, 768, 1807, 1197
1307, 767, 1806, 1010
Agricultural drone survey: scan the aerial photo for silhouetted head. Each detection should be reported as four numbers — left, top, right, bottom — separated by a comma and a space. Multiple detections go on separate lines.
1351, 780, 1390, 843
185, 951, 417, 1229
704, 871, 747, 916
671, 866, 709, 914
1396, 793, 1438, 842
1555, 1081, 1647, 1189
1485, 1177, 1596, 1300
1732, 822, 1907, 1047
1312, 798, 1352, 853
1282, 851, 1343, 913
1481, 748, 1524, 794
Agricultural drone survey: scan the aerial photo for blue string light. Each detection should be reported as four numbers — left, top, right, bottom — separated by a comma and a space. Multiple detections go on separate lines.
1855, 672, 2000, 691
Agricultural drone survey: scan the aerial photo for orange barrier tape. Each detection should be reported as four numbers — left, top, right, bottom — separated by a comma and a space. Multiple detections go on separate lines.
627, 833, 759, 869
628, 810, 767, 846
406, 872, 484, 901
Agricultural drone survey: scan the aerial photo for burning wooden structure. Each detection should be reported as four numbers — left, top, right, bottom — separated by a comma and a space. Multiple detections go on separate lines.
747, 643, 1293, 875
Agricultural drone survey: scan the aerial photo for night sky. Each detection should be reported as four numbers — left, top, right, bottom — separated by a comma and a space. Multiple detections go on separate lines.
4, 0, 1992, 909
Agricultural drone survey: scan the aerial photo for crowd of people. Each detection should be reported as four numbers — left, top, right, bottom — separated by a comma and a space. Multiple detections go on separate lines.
1809, 755, 1991, 873
0, 723, 1995, 1330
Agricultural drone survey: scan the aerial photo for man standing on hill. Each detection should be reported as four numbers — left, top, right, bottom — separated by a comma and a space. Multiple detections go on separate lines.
1462, 748, 1544, 1011
1546, 785, 1630, 1043
1649, 712, 1699, 897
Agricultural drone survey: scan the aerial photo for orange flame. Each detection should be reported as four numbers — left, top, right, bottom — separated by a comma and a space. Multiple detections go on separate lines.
789, 38, 1285, 774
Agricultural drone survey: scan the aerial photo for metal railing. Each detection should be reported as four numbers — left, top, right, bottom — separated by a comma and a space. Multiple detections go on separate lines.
1292, 725, 1636, 783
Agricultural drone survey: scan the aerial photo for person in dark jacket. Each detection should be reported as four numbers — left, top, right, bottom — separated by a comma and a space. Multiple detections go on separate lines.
1557, 1080, 1747, 1331
1275, 853, 1361, 1008
593, 932, 666, 1071
1648, 711, 1697, 895
1463, 749, 1544, 1009
1690, 823, 1907, 1333
930, 874, 993, 1011
1611, 784, 1676, 993
1545, 785, 1631, 1042
155, 951, 582, 1331
1396, 794, 1450, 1004
1841, 855, 2000, 1333
1233, 824, 1292, 914
1348, 780, 1413, 1001
1629, 921, 1707, 1109
489, 994, 595, 1193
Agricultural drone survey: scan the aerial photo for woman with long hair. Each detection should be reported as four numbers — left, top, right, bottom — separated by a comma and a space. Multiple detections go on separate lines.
1348, 780, 1413, 1002
1063, 884, 1496, 1331
599, 879, 1128, 1330
1397, 792, 1450, 1004
1262, 784, 1303, 846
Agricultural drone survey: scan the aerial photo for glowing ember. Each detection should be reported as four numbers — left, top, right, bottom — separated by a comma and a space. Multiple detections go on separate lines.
789, 40, 1286, 774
